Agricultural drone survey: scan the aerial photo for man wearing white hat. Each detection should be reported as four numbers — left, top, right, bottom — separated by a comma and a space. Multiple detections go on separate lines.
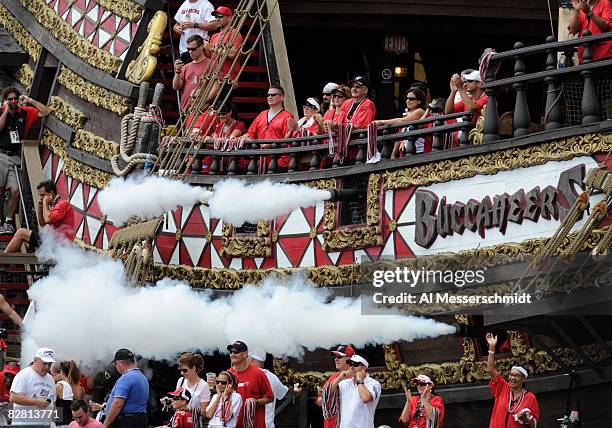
444, 68, 488, 123
486, 333, 540, 428
9, 347, 57, 425
331, 354, 381, 428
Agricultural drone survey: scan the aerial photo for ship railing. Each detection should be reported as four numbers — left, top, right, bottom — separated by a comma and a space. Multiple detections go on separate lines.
480, 31, 612, 143
177, 111, 474, 175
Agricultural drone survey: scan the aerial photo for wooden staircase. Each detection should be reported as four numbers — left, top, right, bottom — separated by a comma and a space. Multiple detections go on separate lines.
150, 1, 271, 123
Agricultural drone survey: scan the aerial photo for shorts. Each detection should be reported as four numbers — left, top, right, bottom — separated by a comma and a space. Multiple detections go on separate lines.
0, 153, 20, 189
109, 413, 148, 428
29, 230, 40, 251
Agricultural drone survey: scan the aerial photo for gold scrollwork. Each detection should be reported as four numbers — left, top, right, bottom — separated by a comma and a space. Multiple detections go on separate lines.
57, 66, 132, 116
19, 0, 120, 74
507, 330, 528, 357
49, 96, 87, 129
125, 11, 167, 84
73, 129, 119, 160
384, 133, 612, 190
97, 0, 143, 23
220, 220, 272, 258
323, 173, 383, 251
16, 64, 34, 91
468, 104, 485, 145
41, 128, 67, 158
0, 4, 41, 61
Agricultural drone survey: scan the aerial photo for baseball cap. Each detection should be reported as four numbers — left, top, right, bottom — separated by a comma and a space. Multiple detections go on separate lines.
462, 70, 481, 82
348, 354, 369, 368
330, 345, 355, 358
227, 340, 248, 353
111, 348, 136, 363
35, 348, 56, 363
212, 6, 232, 17
348, 76, 369, 87
3, 364, 20, 375
168, 387, 192, 402
322, 82, 339, 94
412, 374, 433, 385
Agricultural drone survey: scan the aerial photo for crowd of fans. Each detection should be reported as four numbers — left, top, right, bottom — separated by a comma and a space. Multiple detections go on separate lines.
0, 334, 560, 427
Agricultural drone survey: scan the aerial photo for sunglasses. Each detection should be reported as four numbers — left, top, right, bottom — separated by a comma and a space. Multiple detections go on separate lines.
406, 97, 419, 101
186, 46, 201, 52
179, 368, 189, 373
348, 362, 365, 367
332, 94, 345, 98
216, 380, 228, 385
302, 104, 315, 109
229, 349, 243, 354
5, 97, 18, 101
267, 93, 281, 97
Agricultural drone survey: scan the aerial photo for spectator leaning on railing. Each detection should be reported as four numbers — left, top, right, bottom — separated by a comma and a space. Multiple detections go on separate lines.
568, 0, 612, 63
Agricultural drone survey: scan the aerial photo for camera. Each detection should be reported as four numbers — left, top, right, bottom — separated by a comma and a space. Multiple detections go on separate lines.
428, 98, 446, 114
162, 397, 173, 406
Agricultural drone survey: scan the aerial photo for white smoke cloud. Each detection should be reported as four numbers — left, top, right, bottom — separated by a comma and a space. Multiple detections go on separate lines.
98, 176, 212, 224
23, 237, 454, 371
208, 179, 330, 226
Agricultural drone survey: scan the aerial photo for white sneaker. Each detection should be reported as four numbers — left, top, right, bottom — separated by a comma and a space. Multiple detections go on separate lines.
0, 223, 15, 235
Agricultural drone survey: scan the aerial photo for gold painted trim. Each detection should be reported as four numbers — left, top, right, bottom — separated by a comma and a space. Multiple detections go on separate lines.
384, 133, 612, 190
125, 11, 167, 84
97, 0, 143, 23
0, 4, 41, 61
49, 96, 87, 129
220, 220, 272, 258
16, 63, 34, 91
57, 66, 132, 116
19, 0, 120, 74
73, 129, 119, 161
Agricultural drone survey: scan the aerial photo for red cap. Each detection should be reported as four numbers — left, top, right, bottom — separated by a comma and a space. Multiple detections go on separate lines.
3, 364, 19, 375
330, 345, 355, 358
168, 387, 192, 402
212, 6, 233, 17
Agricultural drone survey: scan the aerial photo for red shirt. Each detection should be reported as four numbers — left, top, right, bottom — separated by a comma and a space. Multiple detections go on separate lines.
401, 395, 445, 428
247, 109, 293, 140
321, 372, 342, 428
210, 29, 243, 81
171, 409, 193, 428
453, 92, 488, 123
0, 373, 10, 402
323, 108, 340, 124
488, 376, 540, 428
0, 106, 40, 147
214, 119, 246, 138
179, 59, 211, 111
49, 199, 75, 241
575, 0, 612, 63
228, 364, 274, 428
338, 98, 376, 129
191, 109, 219, 137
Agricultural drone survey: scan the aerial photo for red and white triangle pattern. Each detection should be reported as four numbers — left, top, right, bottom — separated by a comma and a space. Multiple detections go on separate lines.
42, 149, 420, 270
44, 0, 140, 60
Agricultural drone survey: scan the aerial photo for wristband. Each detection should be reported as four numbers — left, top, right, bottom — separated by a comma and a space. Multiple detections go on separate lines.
194, 22, 199, 29
488, 350, 495, 354
356, 380, 364, 385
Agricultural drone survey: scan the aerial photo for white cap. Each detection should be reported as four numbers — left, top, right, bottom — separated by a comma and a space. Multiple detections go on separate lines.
413, 374, 433, 385
322, 82, 339, 94
349, 354, 369, 368
305, 97, 320, 111
511, 366, 528, 378
462, 70, 481, 82
35, 348, 56, 363
249, 348, 266, 362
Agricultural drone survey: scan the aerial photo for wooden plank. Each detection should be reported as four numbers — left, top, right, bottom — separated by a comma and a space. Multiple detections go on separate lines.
0, 30, 28, 66
0, 253, 40, 265
21, 140, 44, 223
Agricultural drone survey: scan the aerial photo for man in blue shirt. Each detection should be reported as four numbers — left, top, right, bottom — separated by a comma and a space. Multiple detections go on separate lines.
104, 348, 149, 428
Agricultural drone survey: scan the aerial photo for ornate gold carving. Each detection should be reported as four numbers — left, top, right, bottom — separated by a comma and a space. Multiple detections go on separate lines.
41, 128, 112, 189
73, 130, 119, 160
388, 219, 397, 232
49, 96, 87, 129
220, 220, 272, 258
309, 227, 317, 239
19, 0, 120, 73
125, 11, 167, 84
0, 4, 41, 61
15, 64, 34, 91
507, 330, 528, 357
468, 104, 485, 145
454, 314, 469, 325
97, 0, 143, 22
57, 66, 131, 116
323, 174, 383, 251
384, 133, 612, 190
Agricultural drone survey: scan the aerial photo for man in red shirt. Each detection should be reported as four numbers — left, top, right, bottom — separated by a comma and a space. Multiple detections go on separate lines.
485, 333, 540, 428
242, 85, 294, 169
444, 69, 488, 124
227, 341, 273, 428
173, 35, 211, 111
569, 0, 612, 63
315, 345, 354, 428
0, 87, 50, 235
4, 179, 75, 253
336, 76, 376, 129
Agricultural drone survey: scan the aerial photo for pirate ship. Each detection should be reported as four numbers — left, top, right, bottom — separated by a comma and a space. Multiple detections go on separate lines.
0, 0, 611, 426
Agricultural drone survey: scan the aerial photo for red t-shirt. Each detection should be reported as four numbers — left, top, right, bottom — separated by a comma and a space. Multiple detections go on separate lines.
323, 108, 340, 123
247, 109, 294, 168
210, 29, 244, 81
575, 0, 612, 63
171, 409, 193, 428
228, 364, 274, 428
454, 92, 488, 123
400, 395, 445, 428
338, 98, 376, 129
191, 109, 219, 137
179, 59, 211, 111
214, 119, 246, 138
488, 376, 540, 428
0, 106, 39, 144
49, 199, 75, 241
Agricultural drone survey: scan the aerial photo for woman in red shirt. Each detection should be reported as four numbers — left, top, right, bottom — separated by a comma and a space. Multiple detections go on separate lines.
323, 85, 351, 127
399, 374, 444, 428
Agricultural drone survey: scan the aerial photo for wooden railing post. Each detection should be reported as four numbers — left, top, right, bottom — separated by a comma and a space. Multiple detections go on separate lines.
380, 128, 392, 159
247, 142, 258, 175
267, 142, 279, 174
209, 155, 220, 175
483, 63, 500, 143
431, 119, 444, 151
228, 156, 238, 175
580, 30, 600, 124
459, 113, 473, 146
355, 132, 367, 164
512, 42, 531, 137
288, 140, 299, 172
544, 35, 564, 130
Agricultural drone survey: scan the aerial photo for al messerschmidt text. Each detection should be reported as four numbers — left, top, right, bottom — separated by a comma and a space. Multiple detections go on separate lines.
372, 292, 532, 305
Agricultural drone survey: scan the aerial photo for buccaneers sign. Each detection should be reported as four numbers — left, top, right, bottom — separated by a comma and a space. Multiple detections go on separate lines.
414, 164, 586, 248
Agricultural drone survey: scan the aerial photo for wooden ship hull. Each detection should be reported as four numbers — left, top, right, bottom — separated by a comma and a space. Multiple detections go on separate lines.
1, 0, 611, 427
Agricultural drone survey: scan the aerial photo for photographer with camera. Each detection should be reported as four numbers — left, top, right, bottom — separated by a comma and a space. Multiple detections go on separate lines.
206, 371, 242, 427
157, 387, 193, 428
